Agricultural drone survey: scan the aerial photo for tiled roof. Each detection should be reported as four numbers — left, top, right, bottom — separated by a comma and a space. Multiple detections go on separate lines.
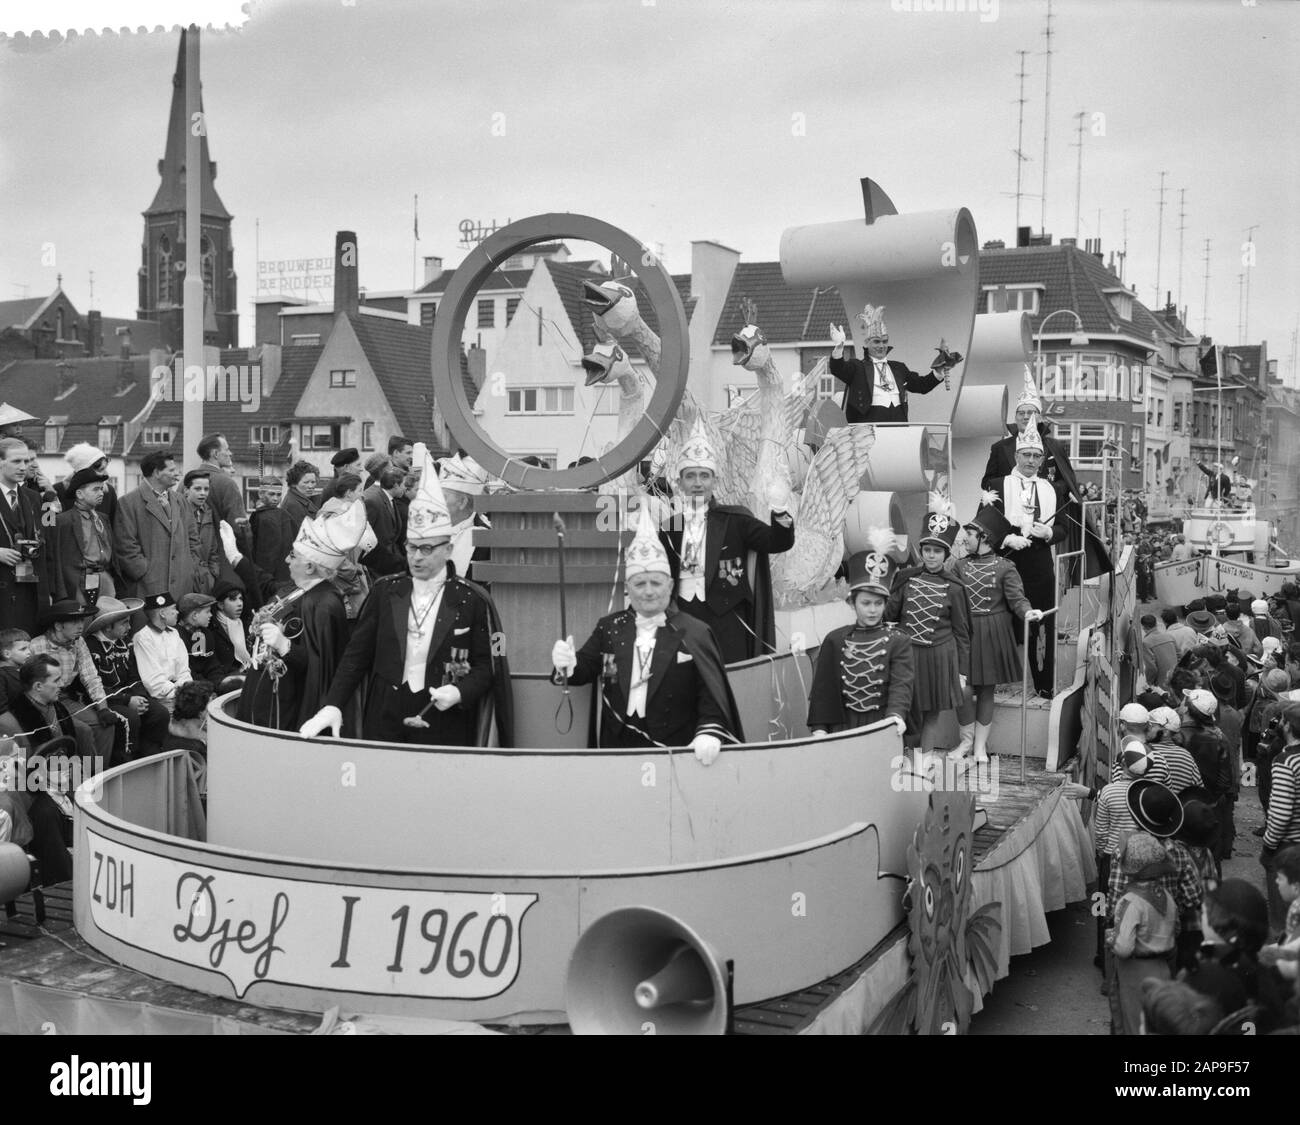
0, 356, 158, 458
547, 261, 695, 357
346, 314, 449, 456
98, 316, 163, 355
1226, 345, 1264, 382
0, 297, 46, 329
711, 262, 850, 346
130, 344, 324, 463
416, 267, 534, 296
978, 244, 1157, 344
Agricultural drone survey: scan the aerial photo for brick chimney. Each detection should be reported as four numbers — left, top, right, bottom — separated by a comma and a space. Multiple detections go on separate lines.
87, 311, 103, 356
423, 255, 443, 285
334, 230, 359, 316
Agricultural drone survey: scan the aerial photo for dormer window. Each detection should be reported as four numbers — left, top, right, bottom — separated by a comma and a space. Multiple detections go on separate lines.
981, 285, 1042, 315
44, 416, 67, 454
98, 416, 121, 452
1104, 287, 1135, 322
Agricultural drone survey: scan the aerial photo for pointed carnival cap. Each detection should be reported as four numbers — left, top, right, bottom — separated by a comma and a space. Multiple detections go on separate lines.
964, 503, 1015, 550
847, 527, 900, 597
857, 303, 888, 338
405, 443, 453, 543
625, 498, 671, 578
294, 496, 370, 568
918, 490, 960, 553
676, 413, 719, 476
438, 451, 491, 496
1015, 422, 1045, 452
1016, 365, 1043, 414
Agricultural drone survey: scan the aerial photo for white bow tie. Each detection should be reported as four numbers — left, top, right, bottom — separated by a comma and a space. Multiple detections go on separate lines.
635, 613, 667, 634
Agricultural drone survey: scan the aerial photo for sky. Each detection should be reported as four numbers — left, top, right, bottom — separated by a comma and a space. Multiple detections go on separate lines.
2, 0, 1297, 381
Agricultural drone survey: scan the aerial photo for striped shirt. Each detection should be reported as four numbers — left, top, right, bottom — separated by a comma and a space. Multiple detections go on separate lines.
1264, 744, 1300, 850
1149, 742, 1205, 794
1093, 780, 1139, 856
1109, 745, 1170, 787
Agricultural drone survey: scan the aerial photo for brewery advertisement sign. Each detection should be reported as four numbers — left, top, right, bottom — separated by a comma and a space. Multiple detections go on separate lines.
85, 830, 537, 1000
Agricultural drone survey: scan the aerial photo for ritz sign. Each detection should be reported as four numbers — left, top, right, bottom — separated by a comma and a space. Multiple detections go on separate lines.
85, 830, 537, 1001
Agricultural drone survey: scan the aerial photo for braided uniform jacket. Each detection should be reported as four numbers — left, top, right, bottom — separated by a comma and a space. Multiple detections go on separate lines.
955, 554, 1032, 619
807, 622, 914, 731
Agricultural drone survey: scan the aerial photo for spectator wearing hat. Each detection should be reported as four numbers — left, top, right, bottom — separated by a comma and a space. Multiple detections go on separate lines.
1107, 832, 1179, 1034
330, 447, 361, 478
132, 593, 193, 711
180, 469, 227, 597
808, 535, 913, 738
58, 442, 120, 526
250, 477, 293, 592
1108, 780, 1204, 973
887, 500, 970, 755
1145, 707, 1206, 795
82, 596, 168, 763
1205, 594, 1228, 625
361, 450, 390, 489
29, 599, 121, 762
1262, 701, 1300, 935
1140, 614, 1179, 692
52, 464, 117, 604
1176, 789, 1222, 892
1161, 606, 1199, 658
1181, 688, 1234, 859
1249, 666, 1295, 817
176, 593, 222, 688
1250, 598, 1283, 645
1186, 604, 1216, 637
114, 451, 200, 605
437, 452, 494, 582
280, 460, 321, 538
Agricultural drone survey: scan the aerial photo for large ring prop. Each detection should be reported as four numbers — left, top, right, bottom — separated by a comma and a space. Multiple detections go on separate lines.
430, 213, 690, 491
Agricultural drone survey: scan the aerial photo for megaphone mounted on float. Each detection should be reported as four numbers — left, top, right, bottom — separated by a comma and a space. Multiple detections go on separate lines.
565, 906, 732, 1035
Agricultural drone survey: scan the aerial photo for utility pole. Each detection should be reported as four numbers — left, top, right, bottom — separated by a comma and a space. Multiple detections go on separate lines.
1039, 0, 1054, 232
1237, 273, 1245, 345
1242, 224, 1259, 344
1013, 49, 1031, 233
1201, 238, 1212, 338
88, 270, 94, 307
1154, 171, 1167, 308
1072, 110, 1085, 241
1118, 209, 1129, 283
1175, 188, 1187, 315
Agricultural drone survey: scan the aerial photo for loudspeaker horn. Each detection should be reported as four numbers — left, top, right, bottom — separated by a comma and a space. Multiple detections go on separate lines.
565, 906, 730, 1035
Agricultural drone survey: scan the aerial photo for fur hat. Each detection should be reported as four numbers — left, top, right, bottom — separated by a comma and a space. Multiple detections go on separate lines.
65, 442, 106, 473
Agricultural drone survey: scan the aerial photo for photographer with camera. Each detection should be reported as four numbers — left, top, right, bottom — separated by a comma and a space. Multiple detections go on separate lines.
0, 438, 50, 634
1262, 700, 1300, 936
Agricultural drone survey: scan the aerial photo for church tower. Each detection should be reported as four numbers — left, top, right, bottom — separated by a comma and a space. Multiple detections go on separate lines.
137, 30, 238, 349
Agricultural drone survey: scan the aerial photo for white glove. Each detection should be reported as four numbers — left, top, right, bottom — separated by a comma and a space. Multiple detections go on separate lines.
552, 636, 577, 676
430, 684, 461, 711
829, 323, 846, 348
1025, 608, 1044, 623
258, 621, 290, 655
1030, 521, 1053, 540
1003, 534, 1031, 551
810, 729, 828, 738
691, 733, 722, 766
959, 674, 968, 691
299, 705, 342, 738
887, 715, 907, 736
219, 520, 242, 566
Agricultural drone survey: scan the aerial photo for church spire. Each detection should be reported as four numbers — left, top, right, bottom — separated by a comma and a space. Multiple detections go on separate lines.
145, 28, 230, 220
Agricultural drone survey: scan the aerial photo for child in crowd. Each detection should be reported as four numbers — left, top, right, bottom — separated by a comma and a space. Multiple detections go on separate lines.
177, 593, 222, 688
808, 534, 913, 737
132, 592, 193, 712
1259, 844, 1300, 981
886, 502, 969, 755
1108, 832, 1178, 1034
951, 506, 1040, 763
211, 580, 252, 680
1092, 741, 1150, 967
0, 628, 32, 713
1139, 978, 1222, 1035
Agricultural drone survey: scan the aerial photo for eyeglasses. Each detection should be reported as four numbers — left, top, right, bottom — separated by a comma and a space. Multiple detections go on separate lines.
406, 542, 448, 557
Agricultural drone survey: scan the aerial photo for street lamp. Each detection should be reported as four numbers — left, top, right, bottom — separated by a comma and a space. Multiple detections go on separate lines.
1034, 308, 1091, 385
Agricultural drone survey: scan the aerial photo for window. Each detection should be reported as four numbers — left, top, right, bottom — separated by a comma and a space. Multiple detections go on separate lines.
1131, 425, 1141, 461
329, 368, 357, 388
362, 422, 374, 451
200, 235, 215, 301
477, 299, 495, 328
299, 424, 341, 451
1172, 402, 1183, 433
249, 425, 280, 445
98, 424, 115, 451
43, 418, 66, 453
982, 287, 1041, 314
1041, 352, 1122, 400
157, 234, 172, 306
242, 476, 262, 509
591, 385, 621, 415
1060, 422, 1118, 468
1106, 292, 1133, 321
419, 302, 437, 327
290, 334, 321, 346
506, 386, 574, 415
143, 426, 173, 446
506, 298, 520, 323
1155, 399, 1164, 429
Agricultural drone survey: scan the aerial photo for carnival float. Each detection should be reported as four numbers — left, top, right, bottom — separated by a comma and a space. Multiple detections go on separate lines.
0, 181, 1107, 1036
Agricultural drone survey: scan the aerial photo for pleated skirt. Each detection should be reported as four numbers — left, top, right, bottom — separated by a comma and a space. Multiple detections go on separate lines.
911, 639, 964, 712
969, 609, 1024, 687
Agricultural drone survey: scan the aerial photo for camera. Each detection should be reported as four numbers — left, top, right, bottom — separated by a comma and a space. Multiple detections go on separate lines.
16, 537, 41, 559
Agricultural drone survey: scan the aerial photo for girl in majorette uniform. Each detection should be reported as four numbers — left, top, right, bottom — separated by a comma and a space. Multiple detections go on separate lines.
807, 531, 914, 736
951, 505, 1041, 762
886, 502, 971, 754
